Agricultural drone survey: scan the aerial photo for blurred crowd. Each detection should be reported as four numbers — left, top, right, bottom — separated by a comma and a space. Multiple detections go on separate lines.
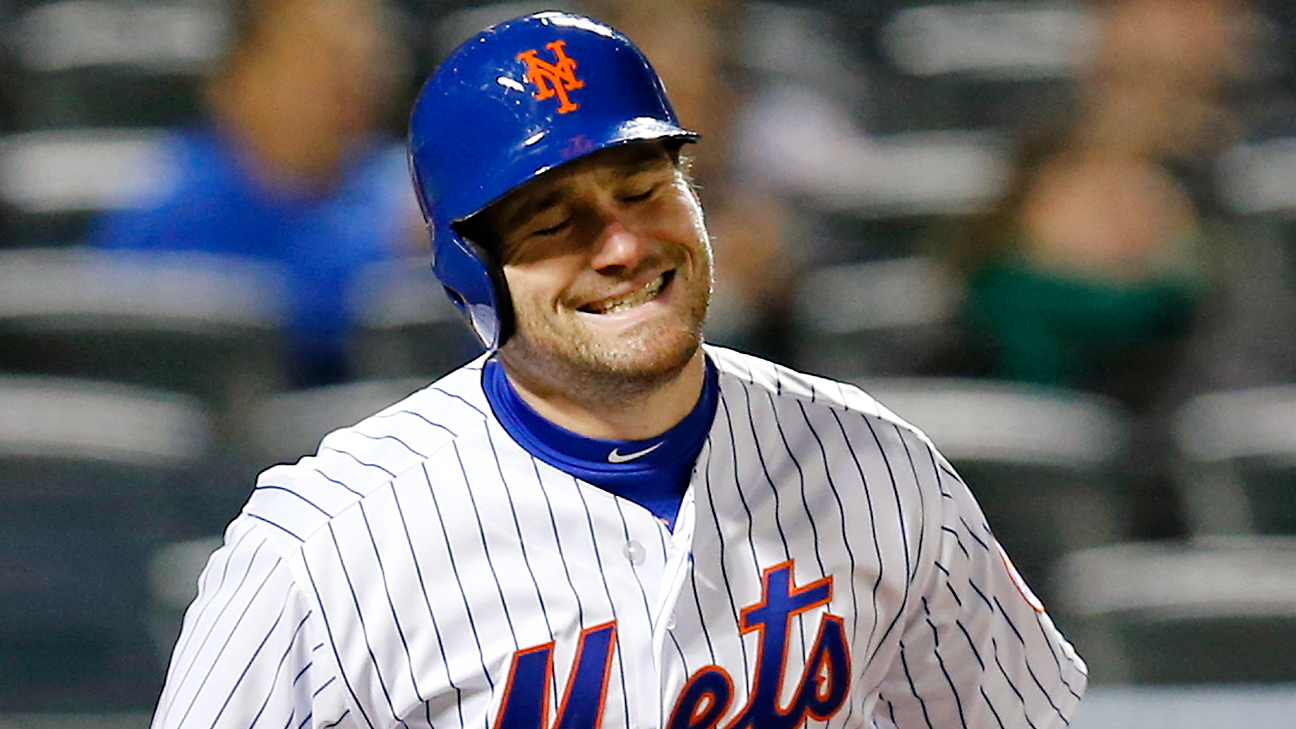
4, 0, 1296, 710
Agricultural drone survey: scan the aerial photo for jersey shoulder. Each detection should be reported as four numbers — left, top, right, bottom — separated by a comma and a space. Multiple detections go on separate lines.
704, 344, 935, 447
242, 358, 493, 553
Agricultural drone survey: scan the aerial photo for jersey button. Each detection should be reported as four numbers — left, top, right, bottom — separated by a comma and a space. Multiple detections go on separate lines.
623, 540, 645, 565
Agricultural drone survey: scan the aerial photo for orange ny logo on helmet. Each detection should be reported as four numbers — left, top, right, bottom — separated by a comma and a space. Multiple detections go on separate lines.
517, 40, 584, 114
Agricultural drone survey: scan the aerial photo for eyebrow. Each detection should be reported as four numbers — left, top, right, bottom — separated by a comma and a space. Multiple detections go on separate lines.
496, 150, 672, 236
497, 187, 566, 237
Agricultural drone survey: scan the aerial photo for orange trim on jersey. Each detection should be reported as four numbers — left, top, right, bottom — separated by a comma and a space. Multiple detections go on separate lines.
796, 614, 852, 720
995, 541, 1046, 614
667, 664, 736, 729
553, 620, 618, 728
726, 560, 836, 726
493, 639, 556, 729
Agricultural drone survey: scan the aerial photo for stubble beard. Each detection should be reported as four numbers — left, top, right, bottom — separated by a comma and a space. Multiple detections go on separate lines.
501, 265, 712, 405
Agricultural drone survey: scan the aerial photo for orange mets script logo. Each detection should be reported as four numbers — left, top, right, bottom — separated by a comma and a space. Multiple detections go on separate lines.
517, 40, 584, 114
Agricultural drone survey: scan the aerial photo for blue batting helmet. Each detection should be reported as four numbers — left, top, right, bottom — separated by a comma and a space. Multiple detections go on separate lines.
408, 11, 698, 351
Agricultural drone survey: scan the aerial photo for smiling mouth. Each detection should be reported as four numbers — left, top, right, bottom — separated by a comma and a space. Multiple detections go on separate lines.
580, 271, 674, 314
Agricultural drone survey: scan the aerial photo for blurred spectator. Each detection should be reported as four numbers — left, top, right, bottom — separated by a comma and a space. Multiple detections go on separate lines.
939, 0, 1258, 539
584, 0, 800, 360
88, 0, 422, 387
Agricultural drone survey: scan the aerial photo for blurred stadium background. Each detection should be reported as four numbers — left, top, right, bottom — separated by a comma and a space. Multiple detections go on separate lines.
2, 0, 1296, 725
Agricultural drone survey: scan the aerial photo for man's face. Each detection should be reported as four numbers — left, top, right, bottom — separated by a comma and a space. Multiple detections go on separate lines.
479, 142, 712, 391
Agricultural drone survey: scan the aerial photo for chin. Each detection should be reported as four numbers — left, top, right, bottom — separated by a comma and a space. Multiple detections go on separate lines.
580, 324, 703, 380
507, 313, 705, 395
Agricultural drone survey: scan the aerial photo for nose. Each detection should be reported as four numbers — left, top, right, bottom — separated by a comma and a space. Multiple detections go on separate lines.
587, 216, 653, 274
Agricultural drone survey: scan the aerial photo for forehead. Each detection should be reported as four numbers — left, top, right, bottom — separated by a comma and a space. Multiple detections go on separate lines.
483, 143, 673, 218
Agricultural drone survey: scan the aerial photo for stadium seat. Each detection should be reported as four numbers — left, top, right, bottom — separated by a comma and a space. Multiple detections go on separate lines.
3, 0, 221, 247
0, 128, 172, 247
242, 376, 430, 467
791, 256, 961, 378
0, 375, 211, 710
860, 1, 1083, 134
1172, 385, 1296, 536
8, 0, 219, 130
857, 376, 1131, 601
0, 247, 287, 445
349, 256, 485, 381
1220, 137, 1296, 218
1053, 536, 1296, 684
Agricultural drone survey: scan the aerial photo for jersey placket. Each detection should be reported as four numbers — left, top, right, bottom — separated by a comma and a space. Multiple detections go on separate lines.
652, 485, 697, 666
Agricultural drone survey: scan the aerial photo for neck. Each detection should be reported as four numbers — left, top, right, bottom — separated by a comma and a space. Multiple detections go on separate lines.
497, 349, 708, 441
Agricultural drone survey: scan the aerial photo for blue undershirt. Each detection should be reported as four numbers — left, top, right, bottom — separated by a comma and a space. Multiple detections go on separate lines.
482, 357, 718, 528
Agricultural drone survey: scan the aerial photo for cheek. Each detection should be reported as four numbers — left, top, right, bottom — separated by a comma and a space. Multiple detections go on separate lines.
643, 188, 709, 253
501, 267, 539, 304
681, 190, 707, 238
502, 262, 570, 312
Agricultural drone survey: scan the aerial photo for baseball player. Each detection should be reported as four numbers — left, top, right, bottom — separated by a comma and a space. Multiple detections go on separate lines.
152, 11, 1086, 729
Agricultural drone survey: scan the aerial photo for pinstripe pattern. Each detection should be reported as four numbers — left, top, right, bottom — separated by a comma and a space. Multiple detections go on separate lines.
153, 346, 1085, 729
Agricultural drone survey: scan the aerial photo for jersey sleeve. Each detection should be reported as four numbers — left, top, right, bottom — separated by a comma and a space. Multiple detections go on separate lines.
872, 460, 1088, 729
151, 517, 345, 729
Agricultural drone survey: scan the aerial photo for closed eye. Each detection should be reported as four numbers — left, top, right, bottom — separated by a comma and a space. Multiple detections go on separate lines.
621, 183, 660, 203
532, 219, 569, 236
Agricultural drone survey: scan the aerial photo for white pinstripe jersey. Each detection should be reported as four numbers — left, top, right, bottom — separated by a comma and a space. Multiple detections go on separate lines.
153, 345, 1086, 729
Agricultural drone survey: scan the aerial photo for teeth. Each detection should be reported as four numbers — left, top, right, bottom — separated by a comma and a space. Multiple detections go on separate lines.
593, 275, 666, 314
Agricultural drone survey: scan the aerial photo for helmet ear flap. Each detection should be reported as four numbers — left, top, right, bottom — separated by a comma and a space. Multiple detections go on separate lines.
462, 232, 515, 352
433, 230, 514, 352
